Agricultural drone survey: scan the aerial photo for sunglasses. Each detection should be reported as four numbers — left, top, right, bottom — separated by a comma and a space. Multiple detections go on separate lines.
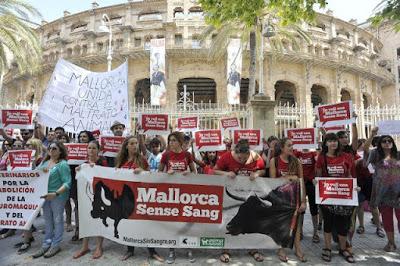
21, 132, 30, 136
49, 146, 59, 151
13, 145, 23, 148
381, 139, 393, 144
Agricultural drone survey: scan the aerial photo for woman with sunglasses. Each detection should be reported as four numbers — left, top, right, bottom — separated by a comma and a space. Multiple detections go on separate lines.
116, 136, 163, 262
32, 142, 71, 258
214, 139, 265, 263
73, 140, 108, 259
365, 127, 400, 252
316, 133, 355, 263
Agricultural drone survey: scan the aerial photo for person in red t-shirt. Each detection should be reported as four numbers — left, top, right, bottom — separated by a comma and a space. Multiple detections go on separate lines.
115, 136, 163, 262
193, 151, 218, 175
293, 149, 320, 243
269, 138, 307, 263
214, 139, 265, 263
158, 131, 196, 264
315, 133, 356, 263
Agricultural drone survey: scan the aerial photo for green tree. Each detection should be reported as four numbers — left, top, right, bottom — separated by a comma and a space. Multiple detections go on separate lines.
370, 0, 400, 31
199, 0, 326, 100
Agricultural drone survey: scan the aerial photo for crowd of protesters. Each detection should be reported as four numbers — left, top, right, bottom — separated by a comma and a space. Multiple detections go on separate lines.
0, 116, 399, 264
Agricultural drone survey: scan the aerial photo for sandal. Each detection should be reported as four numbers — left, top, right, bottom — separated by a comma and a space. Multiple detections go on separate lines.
17, 243, 31, 254
384, 243, 397, 252
321, 248, 331, 262
339, 249, 355, 263
356, 225, 365, 234
295, 252, 307, 263
73, 249, 90, 259
312, 234, 320, 243
376, 227, 385, 238
249, 250, 264, 262
277, 249, 288, 262
219, 252, 230, 263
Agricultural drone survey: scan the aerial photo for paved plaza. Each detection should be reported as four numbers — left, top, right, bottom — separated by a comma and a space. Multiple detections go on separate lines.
0, 208, 399, 266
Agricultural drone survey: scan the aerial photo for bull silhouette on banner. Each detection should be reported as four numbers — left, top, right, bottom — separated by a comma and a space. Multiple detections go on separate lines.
90, 181, 135, 238
225, 182, 300, 248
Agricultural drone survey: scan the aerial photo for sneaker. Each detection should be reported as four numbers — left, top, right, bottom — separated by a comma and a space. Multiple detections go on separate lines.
32, 247, 50, 259
187, 250, 195, 263
166, 250, 175, 264
44, 246, 61, 258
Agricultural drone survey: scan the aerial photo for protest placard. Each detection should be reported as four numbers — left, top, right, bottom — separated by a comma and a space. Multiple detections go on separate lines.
65, 143, 88, 165
100, 136, 125, 157
233, 129, 263, 150
0, 110, 33, 129
315, 101, 355, 127
7, 150, 35, 171
176, 117, 199, 132
285, 128, 318, 149
220, 118, 240, 131
194, 130, 225, 152
139, 114, 169, 135
315, 177, 358, 206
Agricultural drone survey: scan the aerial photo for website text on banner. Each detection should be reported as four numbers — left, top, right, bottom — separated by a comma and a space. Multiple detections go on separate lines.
77, 165, 302, 249
0, 170, 49, 230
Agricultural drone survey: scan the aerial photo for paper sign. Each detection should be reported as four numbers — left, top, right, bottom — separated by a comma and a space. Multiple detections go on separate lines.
65, 143, 88, 165
139, 114, 169, 135
315, 101, 355, 127
100, 136, 125, 157
221, 117, 240, 130
233, 129, 263, 150
285, 128, 318, 149
315, 177, 358, 206
0, 110, 33, 129
194, 130, 225, 152
323, 125, 346, 134
377, 120, 400, 135
7, 150, 35, 170
177, 117, 199, 132
92, 129, 101, 141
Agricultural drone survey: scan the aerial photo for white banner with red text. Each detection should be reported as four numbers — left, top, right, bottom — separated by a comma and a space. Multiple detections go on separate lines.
77, 165, 302, 249
315, 177, 358, 206
0, 170, 49, 229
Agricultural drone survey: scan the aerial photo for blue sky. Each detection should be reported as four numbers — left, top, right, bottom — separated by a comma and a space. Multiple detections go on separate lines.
27, 0, 382, 24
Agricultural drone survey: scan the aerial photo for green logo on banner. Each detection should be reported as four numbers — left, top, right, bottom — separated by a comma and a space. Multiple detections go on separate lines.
200, 237, 225, 247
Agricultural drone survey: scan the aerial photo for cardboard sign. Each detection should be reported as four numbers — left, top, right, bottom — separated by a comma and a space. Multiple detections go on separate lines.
100, 136, 125, 157
285, 128, 318, 149
194, 130, 225, 152
0, 110, 33, 129
377, 120, 400, 135
220, 117, 240, 130
233, 129, 263, 150
139, 114, 169, 135
323, 125, 346, 134
315, 101, 355, 127
92, 129, 101, 141
315, 177, 358, 206
7, 150, 35, 170
176, 117, 199, 132
65, 143, 88, 165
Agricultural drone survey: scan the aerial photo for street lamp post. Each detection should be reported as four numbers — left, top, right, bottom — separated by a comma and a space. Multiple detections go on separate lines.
258, 22, 275, 96
98, 14, 113, 71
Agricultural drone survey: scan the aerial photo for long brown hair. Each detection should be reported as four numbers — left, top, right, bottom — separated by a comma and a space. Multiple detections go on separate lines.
43, 141, 68, 163
276, 138, 301, 175
116, 136, 147, 169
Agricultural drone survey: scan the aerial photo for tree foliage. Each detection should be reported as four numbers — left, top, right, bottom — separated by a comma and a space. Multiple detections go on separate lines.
0, 0, 42, 75
370, 0, 400, 31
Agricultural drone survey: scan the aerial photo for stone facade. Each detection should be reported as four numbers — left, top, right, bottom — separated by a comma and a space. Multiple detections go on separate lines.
1, 0, 396, 128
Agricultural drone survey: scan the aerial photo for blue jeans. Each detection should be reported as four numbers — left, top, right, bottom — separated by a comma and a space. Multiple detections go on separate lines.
42, 197, 67, 248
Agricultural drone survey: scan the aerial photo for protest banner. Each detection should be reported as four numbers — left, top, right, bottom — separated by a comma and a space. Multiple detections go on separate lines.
138, 114, 169, 135
38, 59, 130, 133
7, 150, 35, 171
323, 125, 346, 134
0, 170, 49, 229
285, 128, 318, 149
315, 101, 355, 127
315, 177, 358, 206
150, 38, 166, 106
377, 120, 400, 135
100, 136, 125, 157
0, 110, 33, 129
227, 39, 242, 105
78, 165, 302, 249
176, 116, 199, 132
194, 130, 225, 152
233, 129, 263, 150
220, 117, 240, 131
65, 143, 88, 165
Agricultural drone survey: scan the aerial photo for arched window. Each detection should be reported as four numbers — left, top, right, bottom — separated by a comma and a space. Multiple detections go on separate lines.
177, 78, 216, 103
275, 80, 296, 106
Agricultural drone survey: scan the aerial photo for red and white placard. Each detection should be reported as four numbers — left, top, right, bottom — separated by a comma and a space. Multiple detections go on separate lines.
138, 114, 169, 135
176, 116, 199, 132
315, 177, 358, 206
285, 128, 318, 149
7, 150, 35, 170
315, 101, 355, 127
220, 117, 240, 131
92, 129, 101, 141
65, 143, 88, 165
194, 129, 225, 152
100, 136, 125, 157
323, 125, 346, 134
233, 129, 263, 150
0, 110, 33, 129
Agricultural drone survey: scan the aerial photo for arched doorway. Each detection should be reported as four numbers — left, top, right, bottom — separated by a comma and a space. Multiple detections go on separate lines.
239, 78, 259, 104
135, 78, 150, 104
341, 89, 352, 102
311, 84, 327, 107
177, 78, 216, 103
275, 80, 296, 105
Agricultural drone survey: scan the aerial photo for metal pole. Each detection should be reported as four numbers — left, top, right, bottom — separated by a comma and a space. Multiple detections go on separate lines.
183, 84, 187, 110
259, 24, 264, 95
